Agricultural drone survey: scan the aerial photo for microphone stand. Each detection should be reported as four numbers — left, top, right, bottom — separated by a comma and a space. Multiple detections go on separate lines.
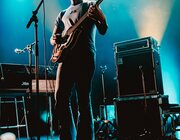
96, 65, 119, 139
14, 43, 35, 140
14, 43, 34, 95
139, 65, 151, 138
26, 1, 44, 139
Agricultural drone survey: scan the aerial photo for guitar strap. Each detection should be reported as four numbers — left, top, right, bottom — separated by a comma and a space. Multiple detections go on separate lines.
60, 10, 66, 20
60, 3, 89, 22
81, 2, 89, 16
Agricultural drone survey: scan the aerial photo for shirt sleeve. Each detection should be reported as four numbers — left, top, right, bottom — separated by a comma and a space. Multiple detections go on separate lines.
55, 11, 65, 31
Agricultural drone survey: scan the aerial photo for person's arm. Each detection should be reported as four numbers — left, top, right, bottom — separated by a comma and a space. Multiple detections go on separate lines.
50, 11, 65, 46
50, 25, 63, 46
88, 5, 108, 35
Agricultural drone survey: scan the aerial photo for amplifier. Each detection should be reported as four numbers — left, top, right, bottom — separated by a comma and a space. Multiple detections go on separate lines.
0, 63, 30, 92
114, 36, 158, 56
114, 95, 167, 138
0, 63, 57, 93
114, 37, 164, 97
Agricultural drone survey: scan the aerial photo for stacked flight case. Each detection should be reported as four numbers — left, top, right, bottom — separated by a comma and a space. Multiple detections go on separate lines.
113, 37, 166, 139
114, 36, 164, 97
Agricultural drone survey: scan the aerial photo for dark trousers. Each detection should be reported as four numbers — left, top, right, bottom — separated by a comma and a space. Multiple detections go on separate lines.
54, 51, 95, 140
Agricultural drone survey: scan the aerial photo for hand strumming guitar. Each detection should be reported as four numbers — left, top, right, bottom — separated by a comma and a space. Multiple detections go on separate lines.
50, 32, 69, 47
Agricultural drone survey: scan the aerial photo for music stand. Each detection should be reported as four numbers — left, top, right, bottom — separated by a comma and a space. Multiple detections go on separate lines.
95, 65, 119, 139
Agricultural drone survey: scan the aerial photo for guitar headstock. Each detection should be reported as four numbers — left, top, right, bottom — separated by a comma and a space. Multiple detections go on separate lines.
85, 0, 103, 6
96, 0, 103, 6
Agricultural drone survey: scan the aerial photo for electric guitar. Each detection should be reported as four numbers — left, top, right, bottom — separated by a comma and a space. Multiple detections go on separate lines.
51, 0, 103, 63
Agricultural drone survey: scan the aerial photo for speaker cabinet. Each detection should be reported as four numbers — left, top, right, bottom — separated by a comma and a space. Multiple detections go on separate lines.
114, 97, 164, 138
114, 37, 164, 97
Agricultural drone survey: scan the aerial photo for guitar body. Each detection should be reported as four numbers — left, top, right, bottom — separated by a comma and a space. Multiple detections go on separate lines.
51, 28, 83, 63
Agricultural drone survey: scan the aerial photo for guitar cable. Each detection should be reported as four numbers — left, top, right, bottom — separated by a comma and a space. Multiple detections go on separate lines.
42, 1, 55, 139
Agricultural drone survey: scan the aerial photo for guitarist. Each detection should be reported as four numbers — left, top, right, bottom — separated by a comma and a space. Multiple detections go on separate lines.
50, 0, 108, 139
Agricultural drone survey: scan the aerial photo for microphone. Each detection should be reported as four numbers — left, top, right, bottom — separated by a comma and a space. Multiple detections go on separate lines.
14, 48, 24, 54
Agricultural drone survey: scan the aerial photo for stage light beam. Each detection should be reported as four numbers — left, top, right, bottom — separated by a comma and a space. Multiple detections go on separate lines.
130, 0, 174, 43
33, 0, 64, 32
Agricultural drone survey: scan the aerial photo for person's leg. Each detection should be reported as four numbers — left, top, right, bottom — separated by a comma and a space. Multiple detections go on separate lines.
71, 88, 79, 128
75, 55, 95, 140
54, 63, 77, 140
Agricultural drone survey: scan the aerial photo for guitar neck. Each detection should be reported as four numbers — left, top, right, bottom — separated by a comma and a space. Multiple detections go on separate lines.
70, 12, 88, 32
68, 0, 103, 34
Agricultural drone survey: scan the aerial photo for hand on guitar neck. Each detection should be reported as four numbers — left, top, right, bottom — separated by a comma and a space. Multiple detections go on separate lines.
88, 4, 106, 25
87, 1, 107, 35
